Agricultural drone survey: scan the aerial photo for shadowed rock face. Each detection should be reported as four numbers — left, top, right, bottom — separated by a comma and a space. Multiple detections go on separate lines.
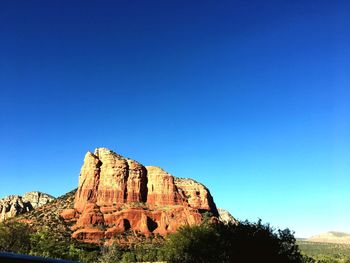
62, 147, 219, 243
0, 192, 54, 222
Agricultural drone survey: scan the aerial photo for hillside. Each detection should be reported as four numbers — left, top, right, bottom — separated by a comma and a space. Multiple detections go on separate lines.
0, 192, 54, 222
298, 240, 350, 262
307, 232, 350, 244
13, 189, 76, 237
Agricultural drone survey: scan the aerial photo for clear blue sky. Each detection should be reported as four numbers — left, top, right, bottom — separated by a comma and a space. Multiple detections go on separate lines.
1, 0, 349, 238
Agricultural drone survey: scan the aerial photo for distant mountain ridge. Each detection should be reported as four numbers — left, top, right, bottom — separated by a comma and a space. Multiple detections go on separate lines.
0, 192, 55, 222
307, 231, 350, 244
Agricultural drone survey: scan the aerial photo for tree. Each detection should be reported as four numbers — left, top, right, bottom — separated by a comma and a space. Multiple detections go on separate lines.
29, 227, 99, 262
0, 221, 31, 254
98, 243, 123, 263
133, 239, 164, 262
30, 228, 72, 259
162, 219, 306, 263
162, 223, 221, 263
215, 219, 305, 263
121, 251, 136, 263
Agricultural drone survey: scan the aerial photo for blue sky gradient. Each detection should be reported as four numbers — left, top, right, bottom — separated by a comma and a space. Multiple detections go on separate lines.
1, 0, 349, 237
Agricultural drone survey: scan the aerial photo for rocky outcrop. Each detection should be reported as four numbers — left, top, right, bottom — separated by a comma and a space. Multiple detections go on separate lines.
23, 192, 55, 208
0, 192, 55, 222
15, 189, 76, 235
74, 149, 149, 213
62, 147, 219, 243
217, 208, 237, 225
174, 177, 218, 213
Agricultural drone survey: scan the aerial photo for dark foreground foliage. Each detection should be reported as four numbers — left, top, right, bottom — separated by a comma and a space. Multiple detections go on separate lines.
162, 219, 308, 263
0, 220, 316, 263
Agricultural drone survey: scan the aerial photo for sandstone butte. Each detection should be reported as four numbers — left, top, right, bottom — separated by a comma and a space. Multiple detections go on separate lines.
61, 147, 219, 243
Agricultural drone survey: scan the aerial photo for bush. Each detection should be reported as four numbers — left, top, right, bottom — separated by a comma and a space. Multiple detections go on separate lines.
0, 222, 31, 254
30, 228, 99, 262
162, 223, 220, 263
0, 219, 311, 263
133, 241, 163, 262
30, 229, 69, 259
162, 219, 306, 263
217, 220, 305, 263
121, 251, 136, 263
98, 243, 123, 263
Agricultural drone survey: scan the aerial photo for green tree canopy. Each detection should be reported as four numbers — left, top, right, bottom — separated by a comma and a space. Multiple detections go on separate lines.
0, 221, 31, 254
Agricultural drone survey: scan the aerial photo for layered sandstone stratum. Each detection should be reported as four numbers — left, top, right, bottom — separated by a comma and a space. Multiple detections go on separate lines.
61, 147, 219, 243
0, 192, 54, 222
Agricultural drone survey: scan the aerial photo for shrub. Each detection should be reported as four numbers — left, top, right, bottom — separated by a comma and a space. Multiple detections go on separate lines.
0, 221, 31, 254
162, 219, 306, 263
99, 243, 123, 263
162, 223, 221, 263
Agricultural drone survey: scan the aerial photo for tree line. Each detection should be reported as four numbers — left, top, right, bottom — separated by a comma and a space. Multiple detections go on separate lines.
0, 219, 318, 263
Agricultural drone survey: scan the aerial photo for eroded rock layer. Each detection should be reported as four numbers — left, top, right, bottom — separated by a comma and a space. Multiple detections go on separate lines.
0, 192, 54, 222
62, 148, 218, 243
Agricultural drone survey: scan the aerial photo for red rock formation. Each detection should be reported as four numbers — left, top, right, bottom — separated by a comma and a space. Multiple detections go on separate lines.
175, 177, 218, 213
60, 209, 76, 220
62, 147, 218, 243
146, 166, 182, 207
74, 152, 101, 213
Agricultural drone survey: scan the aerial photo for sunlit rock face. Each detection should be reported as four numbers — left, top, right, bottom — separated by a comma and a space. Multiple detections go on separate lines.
0, 192, 54, 222
74, 148, 148, 212
63, 147, 219, 243
146, 166, 183, 207
174, 177, 218, 213
217, 208, 237, 225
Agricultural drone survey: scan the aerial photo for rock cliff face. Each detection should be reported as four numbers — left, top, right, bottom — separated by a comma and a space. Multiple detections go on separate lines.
217, 208, 237, 225
62, 148, 219, 243
0, 192, 55, 222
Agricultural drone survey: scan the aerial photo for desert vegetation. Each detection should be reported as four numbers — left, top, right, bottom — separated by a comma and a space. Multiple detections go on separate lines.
298, 240, 350, 263
0, 218, 316, 263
